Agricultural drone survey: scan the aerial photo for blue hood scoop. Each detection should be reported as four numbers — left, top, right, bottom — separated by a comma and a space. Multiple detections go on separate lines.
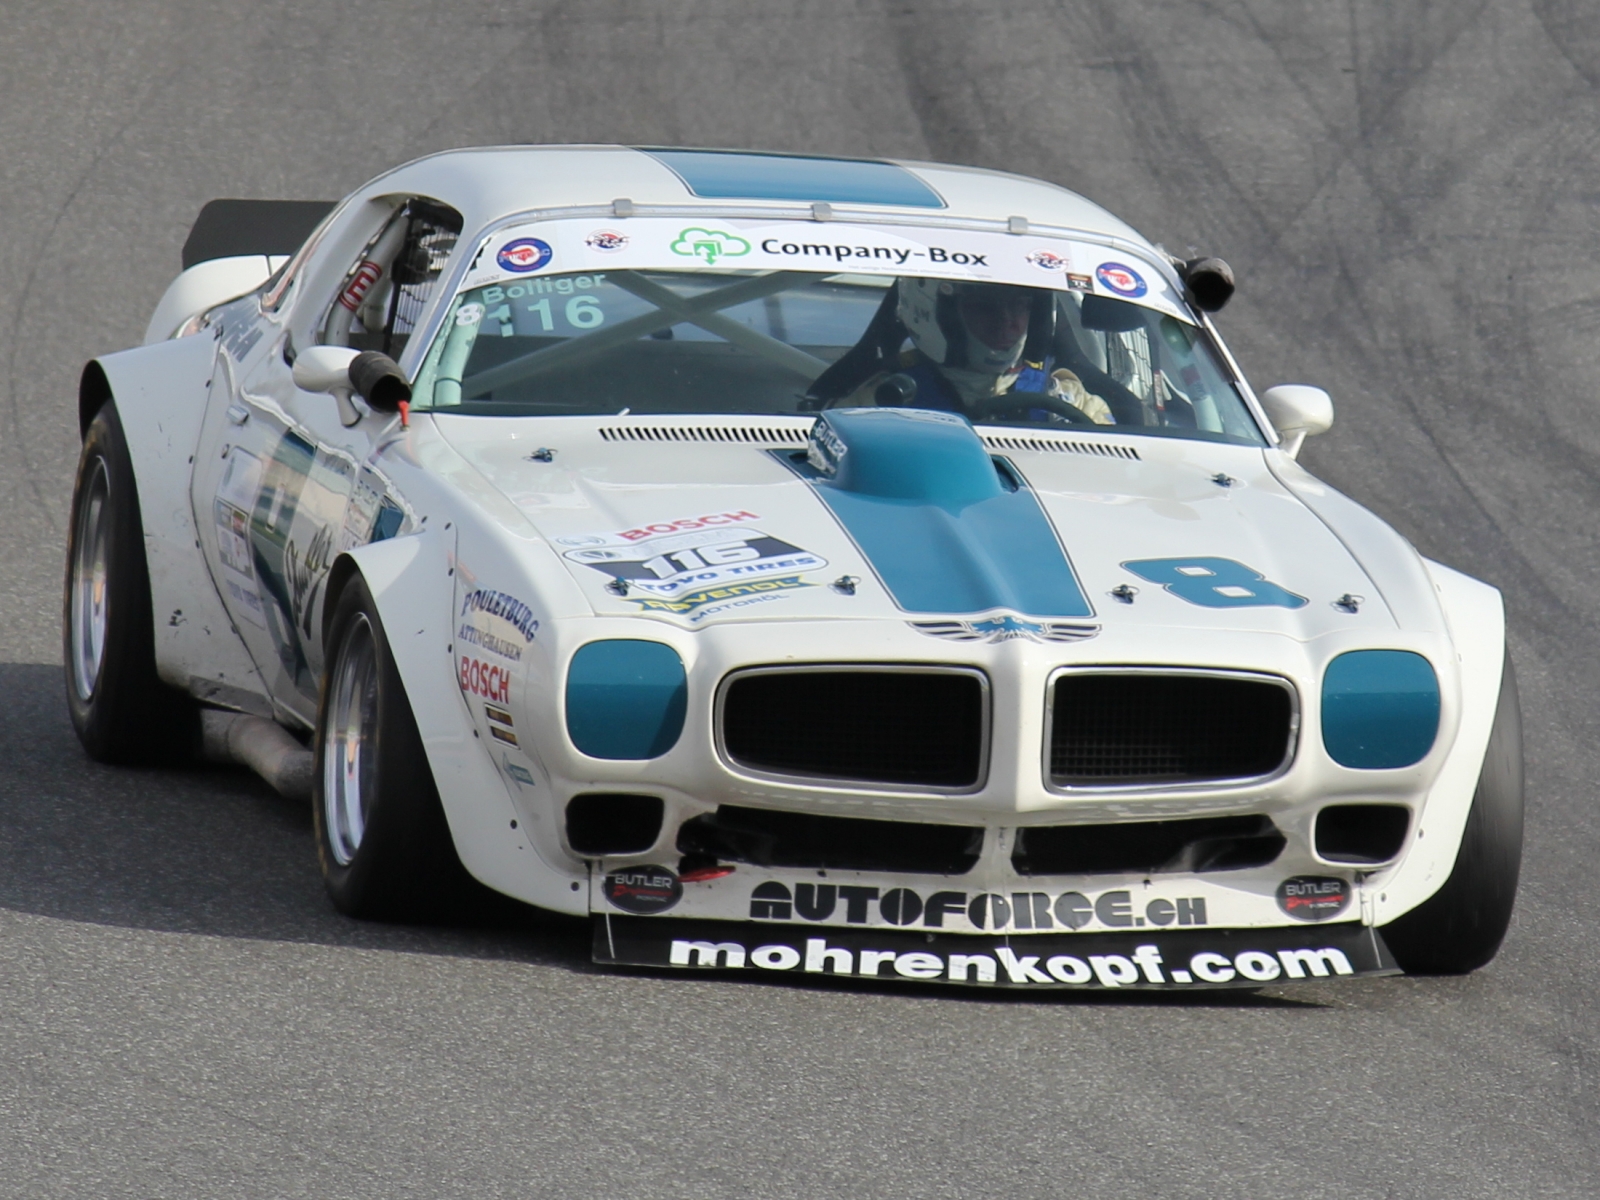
794, 409, 1093, 617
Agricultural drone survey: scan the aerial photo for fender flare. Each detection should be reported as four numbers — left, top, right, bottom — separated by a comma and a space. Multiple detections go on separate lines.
83, 340, 268, 710
1369, 561, 1508, 923
334, 533, 585, 913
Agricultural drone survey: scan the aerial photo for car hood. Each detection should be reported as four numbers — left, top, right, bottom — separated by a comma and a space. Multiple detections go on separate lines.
432, 413, 1401, 640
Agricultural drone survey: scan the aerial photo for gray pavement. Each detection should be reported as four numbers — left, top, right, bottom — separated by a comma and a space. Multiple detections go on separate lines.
2, 2, 1597, 1196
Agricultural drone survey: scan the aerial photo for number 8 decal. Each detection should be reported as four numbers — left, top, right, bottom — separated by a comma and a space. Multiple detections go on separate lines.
1122, 557, 1307, 609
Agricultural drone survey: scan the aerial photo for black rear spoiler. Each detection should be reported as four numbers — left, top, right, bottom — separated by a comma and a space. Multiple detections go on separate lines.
180, 199, 336, 270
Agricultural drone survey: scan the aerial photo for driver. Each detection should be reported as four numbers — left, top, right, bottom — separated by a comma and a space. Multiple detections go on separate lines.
840, 278, 1112, 424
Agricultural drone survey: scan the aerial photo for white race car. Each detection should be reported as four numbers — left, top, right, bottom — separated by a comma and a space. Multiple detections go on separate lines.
66, 146, 1522, 989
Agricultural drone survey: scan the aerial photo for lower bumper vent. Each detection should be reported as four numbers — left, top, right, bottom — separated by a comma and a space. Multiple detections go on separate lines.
720, 668, 985, 788
1012, 814, 1286, 876
1050, 671, 1294, 786
678, 805, 984, 875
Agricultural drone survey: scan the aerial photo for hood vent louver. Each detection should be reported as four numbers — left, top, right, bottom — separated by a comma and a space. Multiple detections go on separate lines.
980, 434, 1140, 460
599, 424, 808, 445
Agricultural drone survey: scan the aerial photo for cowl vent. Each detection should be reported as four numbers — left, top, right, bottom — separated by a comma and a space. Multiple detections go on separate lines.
599, 424, 807, 445
980, 434, 1140, 460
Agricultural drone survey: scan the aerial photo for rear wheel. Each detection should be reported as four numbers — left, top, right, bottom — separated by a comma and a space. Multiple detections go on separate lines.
1380, 653, 1524, 974
314, 573, 471, 920
63, 402, 198, 763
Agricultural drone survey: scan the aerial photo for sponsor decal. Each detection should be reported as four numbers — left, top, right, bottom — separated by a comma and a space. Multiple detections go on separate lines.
671, 227, 751, 265
1066, 272, 1093, 293
338, 260, 384, 311
1095, 262, 1148, 298
459, 589, 540, 642
596, 917, 1397, 988
497, 237, 554, 274
459, 656, 510, 704
748, 883, 1206, 932
1026, 249, 1070, 271
604, 866, 683, 915
910, 615, 1098, 644
759, 238, 989, 267
457, 622, 523, 662
564, 521, 825, 602
1277, 876, 1351, 922
219, 320, 264, 361
502, 755, 537, 787
585, 229, 628, 252
634, 575, 812, 616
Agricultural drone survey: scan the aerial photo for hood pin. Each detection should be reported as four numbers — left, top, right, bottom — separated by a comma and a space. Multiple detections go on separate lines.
831, 576, 859, 595
1333, 593, 1363, 613
606, 577, 630, 596
1110, 584, 1138, 603
527, 447, 555, 462
1211, 472, 1238, 487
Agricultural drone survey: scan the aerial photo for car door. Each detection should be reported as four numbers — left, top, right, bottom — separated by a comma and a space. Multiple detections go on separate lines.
189, 196, 461, 724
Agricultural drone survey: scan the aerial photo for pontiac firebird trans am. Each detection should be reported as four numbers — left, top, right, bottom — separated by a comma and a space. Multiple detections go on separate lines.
65, 146, 1523, 989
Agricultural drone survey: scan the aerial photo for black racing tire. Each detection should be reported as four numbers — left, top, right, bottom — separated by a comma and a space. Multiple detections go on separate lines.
313, 573, 473, 920
63, 401, 199, 764
1379, 653, 1524, 974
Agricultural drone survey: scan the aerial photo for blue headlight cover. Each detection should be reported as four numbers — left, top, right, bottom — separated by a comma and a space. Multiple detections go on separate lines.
566, 640, 687, 760
1322, 650, 1440, 769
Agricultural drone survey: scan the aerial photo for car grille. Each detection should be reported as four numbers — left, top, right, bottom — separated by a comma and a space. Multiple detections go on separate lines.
1012, 814, 1286, 875
720, 668, 986, 789
677, 805, 984, 875
1049, 671, 1294, 786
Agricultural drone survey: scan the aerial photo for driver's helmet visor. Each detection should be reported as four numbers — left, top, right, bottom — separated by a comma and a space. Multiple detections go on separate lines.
957, 284, 1032, 352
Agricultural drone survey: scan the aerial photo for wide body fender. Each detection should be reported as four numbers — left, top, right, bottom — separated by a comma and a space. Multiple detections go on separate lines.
90, 336, 270, 714
340, 530, 586, 914
1370, 560, 1507, 923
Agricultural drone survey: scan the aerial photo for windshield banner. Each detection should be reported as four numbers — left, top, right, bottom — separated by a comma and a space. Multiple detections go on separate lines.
461, 216, 1188, 319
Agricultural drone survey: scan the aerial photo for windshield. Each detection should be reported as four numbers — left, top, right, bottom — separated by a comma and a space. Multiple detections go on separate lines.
412, 266, 1264, 445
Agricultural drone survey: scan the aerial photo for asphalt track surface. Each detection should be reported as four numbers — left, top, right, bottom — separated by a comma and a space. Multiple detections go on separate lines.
1, 3, 1598, 1196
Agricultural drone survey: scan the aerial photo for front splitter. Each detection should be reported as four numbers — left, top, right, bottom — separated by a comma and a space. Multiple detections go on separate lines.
594, 915, 1398, 989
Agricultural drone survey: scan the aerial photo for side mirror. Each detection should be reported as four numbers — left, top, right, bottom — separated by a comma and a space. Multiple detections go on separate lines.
1259, 384, 1333, 458
291, 345, 411, 427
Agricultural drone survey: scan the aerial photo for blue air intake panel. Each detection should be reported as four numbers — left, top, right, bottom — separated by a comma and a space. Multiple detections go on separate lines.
1321, 650, 1440, 769
566, 640, 688, 760
800, 409, 1093, 617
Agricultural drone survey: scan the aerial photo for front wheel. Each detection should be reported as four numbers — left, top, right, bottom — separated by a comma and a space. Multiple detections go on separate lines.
63, 402, 197, 763
1380, 653, 1524, 974
314, 573, 471, 920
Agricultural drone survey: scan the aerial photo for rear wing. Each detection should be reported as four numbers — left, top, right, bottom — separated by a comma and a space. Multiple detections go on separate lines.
181, 198, 334, 268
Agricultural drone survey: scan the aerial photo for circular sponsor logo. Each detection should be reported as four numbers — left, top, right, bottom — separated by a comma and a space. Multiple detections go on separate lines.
585, 229, 628, 252
497, 237, 553, 274
1095, 261, 1148, 298
1027, 249, 1069, 271
603, 864, 682, 914
1276, 876, 1351, 922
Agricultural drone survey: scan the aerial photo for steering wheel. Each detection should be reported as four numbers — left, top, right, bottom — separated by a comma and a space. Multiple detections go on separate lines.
970, 390, 1097, 426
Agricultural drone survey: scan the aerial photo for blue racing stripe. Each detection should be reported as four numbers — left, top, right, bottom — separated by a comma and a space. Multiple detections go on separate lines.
792, 409, 1092, 617
642, 149, 946, 208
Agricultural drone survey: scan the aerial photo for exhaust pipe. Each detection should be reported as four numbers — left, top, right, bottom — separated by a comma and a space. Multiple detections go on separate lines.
201, 709, 314, 801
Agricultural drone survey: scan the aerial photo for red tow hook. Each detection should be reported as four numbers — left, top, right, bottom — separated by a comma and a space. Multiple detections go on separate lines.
679, 864, 736, 883
398, 398, 410, 429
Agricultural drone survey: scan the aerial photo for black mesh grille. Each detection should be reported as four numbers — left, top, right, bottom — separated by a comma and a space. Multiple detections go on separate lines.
721, 669, 985, 788
678, 805, 983, 874
1013, 815, 1286, 875
1050, 673, 1292, 785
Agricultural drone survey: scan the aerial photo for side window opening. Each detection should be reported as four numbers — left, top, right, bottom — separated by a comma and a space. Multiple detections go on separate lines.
321, 197, 463, 359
